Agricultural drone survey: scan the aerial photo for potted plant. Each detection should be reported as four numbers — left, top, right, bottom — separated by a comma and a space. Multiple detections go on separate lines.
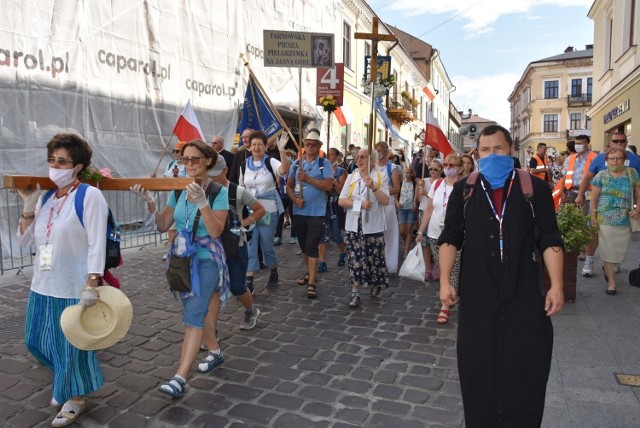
542, 203, 596, 302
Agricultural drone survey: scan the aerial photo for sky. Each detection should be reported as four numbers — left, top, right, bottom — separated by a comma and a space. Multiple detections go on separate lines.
370, 0, 595, 128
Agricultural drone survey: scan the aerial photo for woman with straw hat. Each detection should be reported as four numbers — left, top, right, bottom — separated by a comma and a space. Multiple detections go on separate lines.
16, 133, 108, 427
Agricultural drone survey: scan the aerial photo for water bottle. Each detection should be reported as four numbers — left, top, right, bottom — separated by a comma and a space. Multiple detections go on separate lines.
230, 220, 242, 236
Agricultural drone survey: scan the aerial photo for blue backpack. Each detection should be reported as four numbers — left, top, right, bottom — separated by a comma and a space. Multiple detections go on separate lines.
42, 183, 121, 270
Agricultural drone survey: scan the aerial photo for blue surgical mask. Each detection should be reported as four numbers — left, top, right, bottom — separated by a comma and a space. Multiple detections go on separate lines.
477, 154, 514, 189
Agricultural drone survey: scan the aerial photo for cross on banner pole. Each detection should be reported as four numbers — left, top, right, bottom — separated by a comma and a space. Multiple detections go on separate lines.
355, 17, 396, 153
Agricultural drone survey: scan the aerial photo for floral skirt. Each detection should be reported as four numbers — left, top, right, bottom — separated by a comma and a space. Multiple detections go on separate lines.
344, 227, 389, 290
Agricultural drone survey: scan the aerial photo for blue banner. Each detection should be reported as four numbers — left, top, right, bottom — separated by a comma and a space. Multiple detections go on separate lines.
238, 75, 283, 140
374, 96, 408, 143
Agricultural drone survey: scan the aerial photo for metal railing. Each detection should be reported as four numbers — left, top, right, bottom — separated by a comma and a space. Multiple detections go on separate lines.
0, 188, 171, 276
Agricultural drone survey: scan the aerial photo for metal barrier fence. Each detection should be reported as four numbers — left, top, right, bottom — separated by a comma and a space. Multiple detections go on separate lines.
0, 187, 171, 276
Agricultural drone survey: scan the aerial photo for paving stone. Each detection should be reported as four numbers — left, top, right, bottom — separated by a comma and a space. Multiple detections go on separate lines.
250, 338, 280, 351
20, 366, 52, 383
101, 365, 125, 382
130, 397, 170, 416
274, 381, 300, 394
0, 375, 19, 392
259, 392, 304, 410
369, 413, 425, 428
159, 405, 195, 425
224, 345, 261, 359
281, 344, 318, 358
89, 383, 119, 399
107, 411, 150, 427
3, 382, 41, 400
183, 392, 233, 412
302, 401, 334, 417
107, 356, 131, 367
216, 383, 262, 400
298, 385, 338, 403
297, 358, 327, 372
115, 373, 158, 394
325, 363, 352, 375
6, 409, 50, 427
248, 375, 280, 390
373, 369, 398, 384
191, 413, 230, 427
373, 384, 403, 399
412, 406, 464, 425
259, 350, 302, 367
0, 359, 30, 375
273, 413, 331, 428
433, 394, 463, 410
227, 402, 278, 424
277, 332, 298, 343
397, 350, 437, 364
334, 407, 370, 425
330, 378, 372, 394
400, 374, 444, 391
351, 367, 374, 380
107, 390, 140, 407
403, 388, 431, 404
85, 405, 118, 425
335, 353, 361, 364
339, 395, 370, 408
211, 367, 251, 383
0, 402, 27, 421
372, 399, 412, 415
316, 350, 337, 361
256, 364, 301, 381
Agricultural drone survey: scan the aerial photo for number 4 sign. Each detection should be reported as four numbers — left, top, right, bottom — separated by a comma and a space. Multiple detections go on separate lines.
316, 63, 344, 106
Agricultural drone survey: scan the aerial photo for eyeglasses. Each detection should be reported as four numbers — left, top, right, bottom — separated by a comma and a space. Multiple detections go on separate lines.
611, 139, 627, 144
606, 157, 624, 161
430, 168, 442, 172
47, 157, 73, 166
180, 156, 205, 165
442, 163, 461, 168
357, 155, 369, 160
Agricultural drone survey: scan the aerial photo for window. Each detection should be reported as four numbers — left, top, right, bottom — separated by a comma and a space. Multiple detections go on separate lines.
605, 17, 613, 71
571, 79, 582, 97
363, 123, 369, 145
587, 78, 592, 100
544, 81, 559, 99
624, 0, 638, 51
341, 124, 351, 148
570, 113, 581, 130
585, 115, 592, 130
342, 22, 351, 69
543, 114, 558, 132
364, 42, 371, 57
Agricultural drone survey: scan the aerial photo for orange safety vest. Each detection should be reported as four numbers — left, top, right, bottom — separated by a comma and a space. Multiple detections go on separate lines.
530, 153, 548, 181
564, 151, 596, 190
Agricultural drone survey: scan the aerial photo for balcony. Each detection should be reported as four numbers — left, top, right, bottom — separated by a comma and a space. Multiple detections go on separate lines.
567, 94, 592, 107
388, 97, 417, 125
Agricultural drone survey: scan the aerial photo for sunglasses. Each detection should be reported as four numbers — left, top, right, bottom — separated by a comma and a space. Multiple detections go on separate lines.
47, 157, 73, 166
430, 168, 442, 172
180, 156, 206, 165
611, 139, 627, 144
442, 163, 461, 168
606, 157, 624, 161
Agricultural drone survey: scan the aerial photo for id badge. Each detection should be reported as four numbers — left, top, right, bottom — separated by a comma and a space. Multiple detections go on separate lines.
175, 235, 187, 256
39, 244, 54, 271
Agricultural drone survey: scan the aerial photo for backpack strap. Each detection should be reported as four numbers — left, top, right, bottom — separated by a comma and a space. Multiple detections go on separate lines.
242, 157, 277, 184
463, 171, 480, 204
433, 178, 443, 193
386, 161, 392, 180
516, 168, 535, 219
74, 183, 90, 227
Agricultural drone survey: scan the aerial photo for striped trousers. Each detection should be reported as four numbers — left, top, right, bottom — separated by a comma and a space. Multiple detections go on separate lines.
25, 291, 104, 403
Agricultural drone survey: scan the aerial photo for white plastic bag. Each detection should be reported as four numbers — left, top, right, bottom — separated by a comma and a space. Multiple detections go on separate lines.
399, 244, 426, 282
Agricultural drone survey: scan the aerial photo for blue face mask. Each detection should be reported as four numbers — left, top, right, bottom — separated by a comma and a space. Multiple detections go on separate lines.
477, 154, 514, 189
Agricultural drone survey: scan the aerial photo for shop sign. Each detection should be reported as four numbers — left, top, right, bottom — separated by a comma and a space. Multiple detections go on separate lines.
604, 99, 631, 124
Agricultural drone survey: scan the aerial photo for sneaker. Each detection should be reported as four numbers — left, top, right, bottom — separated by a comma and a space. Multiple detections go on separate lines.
318, 262, 328, 273
289, 237, 298, 244
582, 259, 593, 277
240, 308, 261, 330
432, 268, 440, 281
273, 237, 282, 246
266, 270, 279, 289
348, 295, 361, 308
338, 253, 346, 266
197, 351, 224, 373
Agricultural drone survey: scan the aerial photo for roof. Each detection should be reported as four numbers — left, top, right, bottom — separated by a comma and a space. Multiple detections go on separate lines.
531, 48, 593, 64
462, 114, 495, 124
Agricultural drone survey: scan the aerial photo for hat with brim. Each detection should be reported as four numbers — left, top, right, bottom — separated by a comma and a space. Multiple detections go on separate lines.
304, 130, 323, 144
61, 286, 133, 351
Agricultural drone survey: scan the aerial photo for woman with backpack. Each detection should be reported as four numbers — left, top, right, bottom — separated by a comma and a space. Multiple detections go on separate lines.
415, 153, 464, 324
16, 133, 108, 427
131, 141, 230, 399
240, 131, 290, 290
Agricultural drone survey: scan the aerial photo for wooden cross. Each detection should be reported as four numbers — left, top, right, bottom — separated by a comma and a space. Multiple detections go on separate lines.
355, 17, 396, 151
3, 175, 194, 191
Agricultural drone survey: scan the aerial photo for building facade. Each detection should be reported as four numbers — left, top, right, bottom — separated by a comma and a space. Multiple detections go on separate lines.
509, 47, 594, 158
460, 110, 497, 152
588, 0, 639, 150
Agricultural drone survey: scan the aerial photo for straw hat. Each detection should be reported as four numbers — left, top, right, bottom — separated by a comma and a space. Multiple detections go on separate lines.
61, 286, 133, 351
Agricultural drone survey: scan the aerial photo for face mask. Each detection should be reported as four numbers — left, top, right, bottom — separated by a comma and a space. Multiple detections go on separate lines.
574, 144, 584, 153
287, 157, 293, 164
444, 167, 458, 178
477, 154, 514, 189
49, 166, 78, 189
609, 164, 625, 173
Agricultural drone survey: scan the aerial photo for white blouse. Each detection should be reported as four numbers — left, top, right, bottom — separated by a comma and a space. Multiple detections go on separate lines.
339, 171, 389, 234
240, 157, 281, 213
17, 186, 108, 299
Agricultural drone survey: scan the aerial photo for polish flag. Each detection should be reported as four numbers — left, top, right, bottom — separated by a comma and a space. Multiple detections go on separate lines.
334, 105, 352, 127
172, 100, 206, 142
425, 112, 453, 157
423, 86, 436, 101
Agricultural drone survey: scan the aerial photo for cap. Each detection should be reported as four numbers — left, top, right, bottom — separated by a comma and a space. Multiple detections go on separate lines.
210, 155, 227, 177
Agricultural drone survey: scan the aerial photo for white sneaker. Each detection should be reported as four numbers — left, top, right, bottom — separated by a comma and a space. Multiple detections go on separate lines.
582, 259, 593, 277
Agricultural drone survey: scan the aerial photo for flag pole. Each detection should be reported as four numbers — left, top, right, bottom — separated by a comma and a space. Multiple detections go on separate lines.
152, 133, 176, 177
241, 54, 300, 152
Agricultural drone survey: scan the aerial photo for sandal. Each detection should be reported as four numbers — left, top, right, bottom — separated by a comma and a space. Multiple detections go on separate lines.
197, 351, 224, 373
436, 309, 450, 324
306, 284, 317, 299
159, 376, 186, 399
51, 398, 85, 427
297, 273, 310, 286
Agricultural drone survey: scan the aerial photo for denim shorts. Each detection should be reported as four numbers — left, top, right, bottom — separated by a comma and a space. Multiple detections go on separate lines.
181, 258, 220, 328
398, 208, 417, 225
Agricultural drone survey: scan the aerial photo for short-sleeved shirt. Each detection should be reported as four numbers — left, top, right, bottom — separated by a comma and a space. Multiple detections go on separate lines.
168, 185, 229, 258
589, 151, 640, 176
289, 157, 334, 216
241, 158, 281, 213
592, 167, 640, 226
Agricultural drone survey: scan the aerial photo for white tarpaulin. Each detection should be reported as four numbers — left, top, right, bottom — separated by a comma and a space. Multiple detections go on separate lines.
0, 0, 337, 257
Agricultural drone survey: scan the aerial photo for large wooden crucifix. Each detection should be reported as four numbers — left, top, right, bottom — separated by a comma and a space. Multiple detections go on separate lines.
355, 16, 396, 152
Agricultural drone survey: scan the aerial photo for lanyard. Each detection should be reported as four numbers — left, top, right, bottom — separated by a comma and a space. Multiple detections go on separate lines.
45, 182, 79, 243
480, 171, 516, 262
442, 182, 448, 209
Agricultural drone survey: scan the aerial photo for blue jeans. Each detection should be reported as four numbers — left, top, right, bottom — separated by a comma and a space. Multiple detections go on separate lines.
228, 245, 249, 297
247, 211, 278, 272
181, 258, 220, 328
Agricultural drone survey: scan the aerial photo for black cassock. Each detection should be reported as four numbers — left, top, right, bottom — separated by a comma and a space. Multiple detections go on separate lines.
438, 171, 563, 428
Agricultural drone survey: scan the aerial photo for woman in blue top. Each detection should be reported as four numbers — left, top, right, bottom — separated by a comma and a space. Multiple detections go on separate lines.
131, 140, 230, 398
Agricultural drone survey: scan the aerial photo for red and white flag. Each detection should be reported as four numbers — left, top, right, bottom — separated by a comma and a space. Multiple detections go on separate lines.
423, 85, 436, 102
172, 100, 205, 142
425, 111, 453, 157
334, 105, 353, 127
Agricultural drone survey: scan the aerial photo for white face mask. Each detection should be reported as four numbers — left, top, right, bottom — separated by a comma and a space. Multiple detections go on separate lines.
49, 167, 78, 189
574, 144, 584, 153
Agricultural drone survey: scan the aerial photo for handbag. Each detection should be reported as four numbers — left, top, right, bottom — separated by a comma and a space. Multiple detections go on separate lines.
399, 244, 426, 282
627, 168, 640, 232
165, 191, 207, 292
